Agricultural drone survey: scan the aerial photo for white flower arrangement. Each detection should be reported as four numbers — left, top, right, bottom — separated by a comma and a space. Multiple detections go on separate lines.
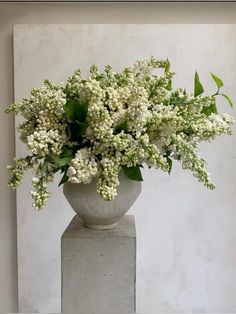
6, 57, 234, 209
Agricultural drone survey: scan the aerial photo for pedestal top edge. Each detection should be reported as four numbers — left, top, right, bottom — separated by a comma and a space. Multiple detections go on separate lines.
62, 214, 136, 239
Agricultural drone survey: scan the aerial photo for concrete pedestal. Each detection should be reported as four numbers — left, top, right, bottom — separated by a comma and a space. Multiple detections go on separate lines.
61, 215, 136, 314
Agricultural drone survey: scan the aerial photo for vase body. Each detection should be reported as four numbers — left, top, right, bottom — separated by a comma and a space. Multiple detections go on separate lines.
63, 171, 142, 229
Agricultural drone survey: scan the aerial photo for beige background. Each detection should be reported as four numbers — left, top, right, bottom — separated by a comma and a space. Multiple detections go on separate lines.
1, 3, 236, 313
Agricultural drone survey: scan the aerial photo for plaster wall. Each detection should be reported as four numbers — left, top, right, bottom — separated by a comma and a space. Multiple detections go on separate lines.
15, 23, 236, 313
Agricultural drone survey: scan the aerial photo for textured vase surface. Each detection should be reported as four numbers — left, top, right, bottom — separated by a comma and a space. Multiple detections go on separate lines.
63, 171, 142, 229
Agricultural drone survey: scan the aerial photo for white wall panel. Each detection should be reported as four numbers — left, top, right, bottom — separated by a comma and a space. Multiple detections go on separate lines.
14, 24, 236, 313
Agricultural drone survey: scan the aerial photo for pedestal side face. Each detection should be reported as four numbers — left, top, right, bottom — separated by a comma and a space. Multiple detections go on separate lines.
61, 215, 136, 314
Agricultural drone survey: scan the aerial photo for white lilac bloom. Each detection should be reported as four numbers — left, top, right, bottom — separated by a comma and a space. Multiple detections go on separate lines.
67, 148, 98, 184
5, 57, 234, 209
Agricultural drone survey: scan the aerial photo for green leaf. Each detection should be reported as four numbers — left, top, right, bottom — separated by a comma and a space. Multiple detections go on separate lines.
64, 99, 88, 122
58, 171, 69, 186
123, 165, 143, 181
61, 148, 74, 157
67, 121, 87, 140
194, 71, 204, 97
167, 79, 172, 91
67, 123, 80, 141
221, 93, 233, 108
53, 155, 73, 168
76, 121, 88, 136
115, 120, 128, 132
202, 103, 217, 116
211, 73, 224, 89
166, 156, 172, 174
53, 167, 61, 174
165, 59, 170, 73
52, 147, 74, 168
184, 128, 194, 136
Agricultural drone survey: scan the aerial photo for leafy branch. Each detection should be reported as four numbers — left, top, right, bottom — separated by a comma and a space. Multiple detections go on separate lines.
194, 71, 233, 116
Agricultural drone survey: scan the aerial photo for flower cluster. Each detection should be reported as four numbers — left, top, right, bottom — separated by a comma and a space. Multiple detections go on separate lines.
67, 148, 98, 184
97, 158, 120, 201
6, 57, 234, 209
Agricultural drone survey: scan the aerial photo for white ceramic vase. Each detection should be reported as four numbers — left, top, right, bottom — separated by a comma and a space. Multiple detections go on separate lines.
63, 170, 142, 230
